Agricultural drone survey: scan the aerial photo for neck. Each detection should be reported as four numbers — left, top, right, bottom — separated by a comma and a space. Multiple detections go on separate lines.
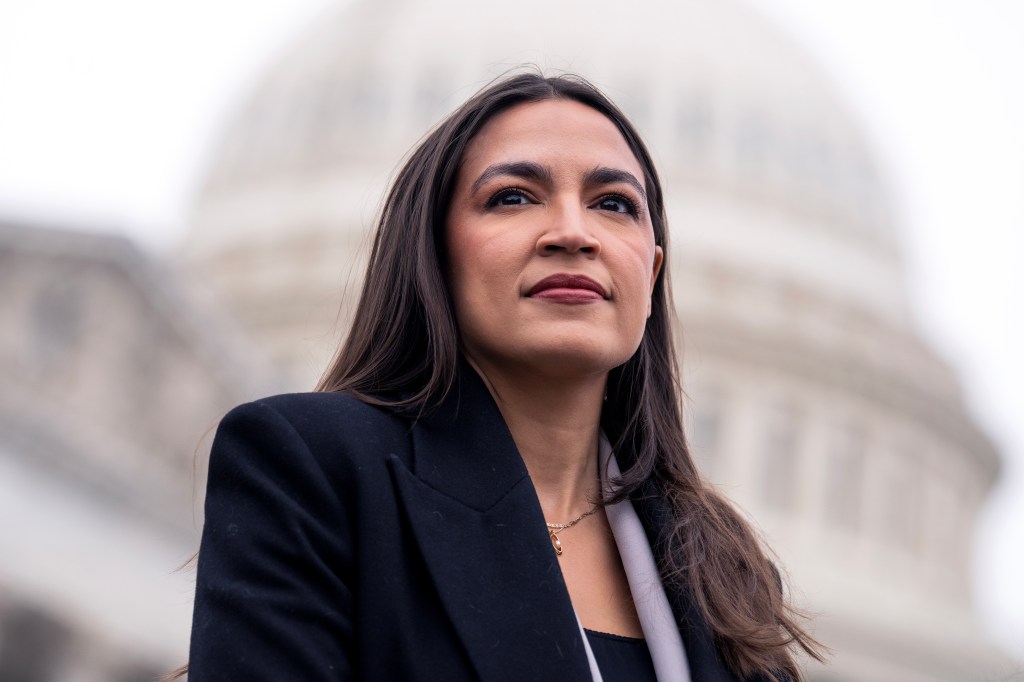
466, 356, 606, 522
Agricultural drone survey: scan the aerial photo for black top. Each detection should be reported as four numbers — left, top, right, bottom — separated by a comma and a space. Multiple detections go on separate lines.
584, 629, 658, 682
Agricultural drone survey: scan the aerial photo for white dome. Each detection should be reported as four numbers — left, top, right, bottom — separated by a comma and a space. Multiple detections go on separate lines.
185, 0, 907, 346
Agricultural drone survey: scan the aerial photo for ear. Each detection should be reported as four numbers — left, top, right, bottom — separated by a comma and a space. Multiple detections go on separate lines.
647, 245, 664, 318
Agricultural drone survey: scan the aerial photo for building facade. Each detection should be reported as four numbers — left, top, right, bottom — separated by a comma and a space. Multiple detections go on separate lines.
0, 0, 1007, 679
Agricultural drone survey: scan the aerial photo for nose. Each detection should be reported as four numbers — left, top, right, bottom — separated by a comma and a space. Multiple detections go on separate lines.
535, 202, 601, 257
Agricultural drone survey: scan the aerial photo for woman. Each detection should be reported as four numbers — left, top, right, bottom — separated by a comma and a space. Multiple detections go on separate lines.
187, 72, 823, 681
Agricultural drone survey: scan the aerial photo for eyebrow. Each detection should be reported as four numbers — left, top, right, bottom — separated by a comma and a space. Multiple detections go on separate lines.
470, 161, 553, 195
584, 166, 647, 203
469, 162, 648, 204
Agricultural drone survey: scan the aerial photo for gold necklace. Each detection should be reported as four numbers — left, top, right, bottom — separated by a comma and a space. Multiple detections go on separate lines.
546, 504, 600, 556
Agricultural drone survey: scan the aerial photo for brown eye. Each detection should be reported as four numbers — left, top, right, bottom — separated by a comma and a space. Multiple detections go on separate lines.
595, 195, 639, 216
487, 188, 532, 207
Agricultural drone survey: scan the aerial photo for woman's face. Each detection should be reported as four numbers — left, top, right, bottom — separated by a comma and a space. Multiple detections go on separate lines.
445, 99, 663, 380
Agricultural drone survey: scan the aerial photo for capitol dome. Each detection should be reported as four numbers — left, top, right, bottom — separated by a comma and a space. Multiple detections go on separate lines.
184, 0, 907, 377
182, 0, 1004, 679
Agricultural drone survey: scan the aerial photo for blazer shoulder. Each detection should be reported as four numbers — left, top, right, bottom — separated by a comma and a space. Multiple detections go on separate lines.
219, 391, 414, 471
241, 390, 409, 426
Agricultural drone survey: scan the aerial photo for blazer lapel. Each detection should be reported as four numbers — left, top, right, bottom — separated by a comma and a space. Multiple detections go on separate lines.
388, 364, 592, 682
602, 440, 691, 681
626, 471, 742, 682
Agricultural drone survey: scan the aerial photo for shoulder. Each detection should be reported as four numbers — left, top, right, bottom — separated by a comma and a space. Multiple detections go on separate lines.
227, 390, 410, 437
233, 391, 410, 435
213, 391, 414, 480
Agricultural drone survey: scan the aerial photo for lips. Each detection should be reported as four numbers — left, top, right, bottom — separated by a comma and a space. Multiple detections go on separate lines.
527, 274, 608, 301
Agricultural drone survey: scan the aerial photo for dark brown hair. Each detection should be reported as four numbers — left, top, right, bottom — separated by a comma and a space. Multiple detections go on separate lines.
317, 70, 824, 681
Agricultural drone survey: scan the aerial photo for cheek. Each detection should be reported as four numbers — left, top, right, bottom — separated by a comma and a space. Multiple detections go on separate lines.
447, 259, 484, 335
448, 222, 526, 298
619, 241, 658, 291
445, 227, 520, 337
445, 238, 470, 296
617, 242, 659, 326
445, 218, 482, 298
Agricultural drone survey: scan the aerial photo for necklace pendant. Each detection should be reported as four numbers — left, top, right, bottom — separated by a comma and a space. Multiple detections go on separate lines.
549, 530, 563, 556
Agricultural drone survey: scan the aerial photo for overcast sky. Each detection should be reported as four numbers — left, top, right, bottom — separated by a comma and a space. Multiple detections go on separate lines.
747, 0, 1024, 659
1, 0, 1021, 659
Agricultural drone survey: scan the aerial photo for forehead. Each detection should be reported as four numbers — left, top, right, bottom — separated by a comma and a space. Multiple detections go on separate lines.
460, 99, 644, 181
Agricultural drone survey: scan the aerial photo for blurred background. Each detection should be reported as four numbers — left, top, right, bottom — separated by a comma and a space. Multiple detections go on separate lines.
0, 0, 1021, 680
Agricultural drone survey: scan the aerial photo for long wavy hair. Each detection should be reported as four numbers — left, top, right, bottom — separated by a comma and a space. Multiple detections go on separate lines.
316, 70, 824, 681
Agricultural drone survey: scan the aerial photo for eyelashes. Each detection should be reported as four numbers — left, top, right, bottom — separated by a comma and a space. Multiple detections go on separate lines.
486, 187, 533, 207
484, 187, 643, 218
595, 194, 642, 217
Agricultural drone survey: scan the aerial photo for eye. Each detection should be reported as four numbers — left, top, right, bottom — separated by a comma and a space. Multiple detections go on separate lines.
486, 187, 533, 207
594, 194, 640, 216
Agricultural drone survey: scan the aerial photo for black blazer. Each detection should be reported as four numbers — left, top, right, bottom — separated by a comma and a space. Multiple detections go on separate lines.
189, 365, 744, 681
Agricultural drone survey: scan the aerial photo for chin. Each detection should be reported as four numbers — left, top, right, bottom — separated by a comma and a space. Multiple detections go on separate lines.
463, 326, 643, 380
516, 342, 636, 379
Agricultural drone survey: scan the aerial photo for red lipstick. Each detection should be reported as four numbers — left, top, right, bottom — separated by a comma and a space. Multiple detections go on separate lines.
527, 274, 607, 303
